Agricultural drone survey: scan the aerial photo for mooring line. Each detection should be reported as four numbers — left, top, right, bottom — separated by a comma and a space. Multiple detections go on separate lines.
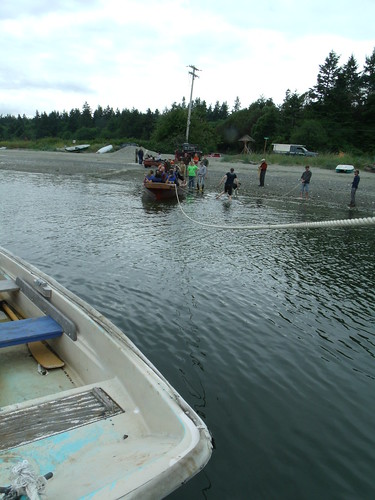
174, 185, 375, 231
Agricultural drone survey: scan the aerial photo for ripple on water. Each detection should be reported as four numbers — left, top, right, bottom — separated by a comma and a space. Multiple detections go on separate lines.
1, 171, 375, 499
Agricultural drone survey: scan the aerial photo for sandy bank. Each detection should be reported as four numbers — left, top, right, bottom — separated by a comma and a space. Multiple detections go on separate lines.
0, 147, 374, 212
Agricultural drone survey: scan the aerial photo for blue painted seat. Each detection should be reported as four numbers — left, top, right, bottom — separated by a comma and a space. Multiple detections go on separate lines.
0, 316, 63, 348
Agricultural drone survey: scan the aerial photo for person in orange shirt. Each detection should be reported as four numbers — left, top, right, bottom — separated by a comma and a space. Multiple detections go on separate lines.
258, 159, 267, 187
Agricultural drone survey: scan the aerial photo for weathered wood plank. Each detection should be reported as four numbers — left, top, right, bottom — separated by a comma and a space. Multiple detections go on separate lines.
0, 388, 124, 451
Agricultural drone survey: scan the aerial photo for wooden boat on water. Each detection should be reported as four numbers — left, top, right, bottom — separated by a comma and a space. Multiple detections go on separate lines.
143, 181, 186, 201
0, 246, 212, 499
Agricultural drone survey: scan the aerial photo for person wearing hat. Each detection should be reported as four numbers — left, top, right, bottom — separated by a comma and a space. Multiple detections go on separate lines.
258, 158, 267, 187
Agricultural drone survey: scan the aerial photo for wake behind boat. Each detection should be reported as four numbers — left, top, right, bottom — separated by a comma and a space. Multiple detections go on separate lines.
0, 247, 212, 499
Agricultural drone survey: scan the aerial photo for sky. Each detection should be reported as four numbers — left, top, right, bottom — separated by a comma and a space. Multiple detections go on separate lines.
1, 0, 375, 118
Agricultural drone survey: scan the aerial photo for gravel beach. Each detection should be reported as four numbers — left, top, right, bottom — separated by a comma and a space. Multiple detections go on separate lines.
1, 147, 374, 211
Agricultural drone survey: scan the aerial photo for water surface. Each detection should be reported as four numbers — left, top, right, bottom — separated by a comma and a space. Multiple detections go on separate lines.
1, 170, 374, 499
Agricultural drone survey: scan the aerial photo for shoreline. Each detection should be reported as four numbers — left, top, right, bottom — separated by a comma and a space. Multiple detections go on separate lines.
1, 148, 374, 211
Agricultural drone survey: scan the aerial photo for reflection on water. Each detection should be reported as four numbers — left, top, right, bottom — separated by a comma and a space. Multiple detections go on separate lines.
1, 170, 375, 499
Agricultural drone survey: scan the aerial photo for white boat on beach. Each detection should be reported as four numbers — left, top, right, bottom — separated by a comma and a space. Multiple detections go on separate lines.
336, 164, 354, 173
0, 246, 212, 499
64, 144, 90, 152
96, 144, 113, 154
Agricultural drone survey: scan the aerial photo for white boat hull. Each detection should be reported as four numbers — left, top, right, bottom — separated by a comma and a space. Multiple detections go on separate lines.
96, 145, 113, 154
0, 247, 212, 498
336, 164, 354, 173
65, 144, 90, 152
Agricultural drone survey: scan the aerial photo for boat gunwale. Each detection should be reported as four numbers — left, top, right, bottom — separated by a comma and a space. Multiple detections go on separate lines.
0, 245, 211, 435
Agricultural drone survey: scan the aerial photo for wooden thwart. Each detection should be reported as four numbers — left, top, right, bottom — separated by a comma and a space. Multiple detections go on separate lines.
0, 300, 64, 367
0, 316, 63, 348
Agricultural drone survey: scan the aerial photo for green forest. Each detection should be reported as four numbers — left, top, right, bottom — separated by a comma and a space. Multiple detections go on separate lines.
1, 49, 375, 156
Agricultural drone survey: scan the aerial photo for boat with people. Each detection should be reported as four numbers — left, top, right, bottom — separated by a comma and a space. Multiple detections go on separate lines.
0, 246, 212, 499
143, 180, 186, 201
143, 161, 187, 201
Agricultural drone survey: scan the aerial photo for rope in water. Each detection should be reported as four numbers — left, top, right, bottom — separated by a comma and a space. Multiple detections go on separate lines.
174, 185, 375, 231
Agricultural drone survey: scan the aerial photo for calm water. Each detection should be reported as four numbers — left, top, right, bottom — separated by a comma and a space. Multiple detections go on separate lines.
1, 170, 375, 499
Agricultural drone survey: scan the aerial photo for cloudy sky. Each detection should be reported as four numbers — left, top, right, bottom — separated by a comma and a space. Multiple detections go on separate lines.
1, 0, 375, 117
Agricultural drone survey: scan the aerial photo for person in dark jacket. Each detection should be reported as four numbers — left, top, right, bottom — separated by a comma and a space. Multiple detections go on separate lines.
216, 167, 238, 201
349, 169, 360, 207
300, 165, 312, 199
138, 147, 144, 165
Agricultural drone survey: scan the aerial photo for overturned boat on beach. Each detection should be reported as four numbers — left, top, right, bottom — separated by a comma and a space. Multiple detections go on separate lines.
64, 144, 90, 153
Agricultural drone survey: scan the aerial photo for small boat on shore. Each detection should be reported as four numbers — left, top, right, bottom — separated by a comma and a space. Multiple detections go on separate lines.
336, 164, 354, 173
143, 181, 186, 201
0, 246, 212, 499
65, 144, 90, 152
96, 144, 113, 154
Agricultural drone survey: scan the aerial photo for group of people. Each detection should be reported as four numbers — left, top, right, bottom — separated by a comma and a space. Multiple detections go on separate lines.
216, 159, 267, 201
144, 155, 210, 190
255, 159, 360, 207
216, 160, 360, 207
300, 164, 360, 207
187, 156, 209, 191
144, 153, 361, 207
144, 161, 185, 185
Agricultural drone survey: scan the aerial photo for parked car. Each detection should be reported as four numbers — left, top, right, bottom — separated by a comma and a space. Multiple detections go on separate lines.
272, 143, 318, 157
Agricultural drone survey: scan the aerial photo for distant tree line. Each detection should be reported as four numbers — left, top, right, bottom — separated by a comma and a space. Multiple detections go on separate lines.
1, 48, 374, 155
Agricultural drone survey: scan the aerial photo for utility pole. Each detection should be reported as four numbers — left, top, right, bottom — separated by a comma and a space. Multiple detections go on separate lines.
185, 65, 201, 143
263, 137, 269, 155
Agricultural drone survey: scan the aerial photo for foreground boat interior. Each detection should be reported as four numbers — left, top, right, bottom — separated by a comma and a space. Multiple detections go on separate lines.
0, 247, 212, 499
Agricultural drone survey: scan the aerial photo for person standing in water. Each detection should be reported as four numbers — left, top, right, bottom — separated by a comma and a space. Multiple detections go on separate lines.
197, 160, 207, 192
349, 169, 360, 207
216, 167, 238, 201
300, 165, 312, 199
187, 160, 198, 189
